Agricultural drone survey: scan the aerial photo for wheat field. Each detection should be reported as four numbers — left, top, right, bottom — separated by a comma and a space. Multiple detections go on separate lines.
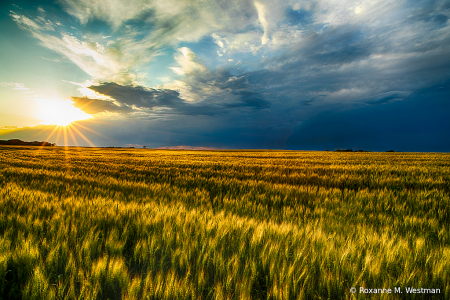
0, 146, 449, 299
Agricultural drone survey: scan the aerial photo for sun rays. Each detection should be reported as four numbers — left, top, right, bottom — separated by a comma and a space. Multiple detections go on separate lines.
35, 99, 92, 126
37, 122, 106, 148
29, 96, 115, 149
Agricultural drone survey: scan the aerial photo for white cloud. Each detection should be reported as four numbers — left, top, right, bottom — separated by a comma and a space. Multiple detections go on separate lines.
57, 0, 154, 30
166, 48, 219, 102
1, 82, 33, 92
13, 83, 30, 91
254, 1, 270, 45
10, 13, 41, 30
170, 47, 207, 76
10, 11, 158, 85
10, 0, 450, 109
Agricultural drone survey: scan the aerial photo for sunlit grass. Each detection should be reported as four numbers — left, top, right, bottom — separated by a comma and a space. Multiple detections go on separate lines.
0, 147, 449, 299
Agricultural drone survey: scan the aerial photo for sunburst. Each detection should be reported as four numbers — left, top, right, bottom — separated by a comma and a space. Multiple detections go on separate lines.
31, 98, 111, 148
36, 99, 91, 126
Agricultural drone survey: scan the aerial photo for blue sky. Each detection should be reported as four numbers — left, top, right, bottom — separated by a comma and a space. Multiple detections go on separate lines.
0, 0, 449, 150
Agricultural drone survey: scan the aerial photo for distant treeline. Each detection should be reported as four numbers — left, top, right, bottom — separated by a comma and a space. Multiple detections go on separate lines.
333, 149, 371, 152
0, 139, 56, 146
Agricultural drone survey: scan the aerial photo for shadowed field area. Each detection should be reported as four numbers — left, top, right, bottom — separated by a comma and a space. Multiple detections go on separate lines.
0, 146, 449, 299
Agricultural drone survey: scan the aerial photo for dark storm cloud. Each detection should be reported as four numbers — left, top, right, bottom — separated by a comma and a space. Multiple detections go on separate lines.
86, 75, 269, 116
250, 14, 450, 106
285, 82, 450, 152
364, 91, 411, 105
88, 82, 183, 109
262, 25, 364, 70
304, 25, 370, 65
404, 0, 450, 24
71, 97, 133, 114
183, 69, 270, 109
224, 90, 268, 109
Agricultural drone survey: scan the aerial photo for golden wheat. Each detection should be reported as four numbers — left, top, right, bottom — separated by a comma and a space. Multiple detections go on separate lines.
0, 146, 449, 299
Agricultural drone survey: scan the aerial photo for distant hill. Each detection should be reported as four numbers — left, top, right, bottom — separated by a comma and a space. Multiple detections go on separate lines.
156, 145, 217, 150
0, 139, 56, 146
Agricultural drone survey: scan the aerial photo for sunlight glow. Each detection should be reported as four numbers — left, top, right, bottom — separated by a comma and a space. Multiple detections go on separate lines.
36, 99, 92, 126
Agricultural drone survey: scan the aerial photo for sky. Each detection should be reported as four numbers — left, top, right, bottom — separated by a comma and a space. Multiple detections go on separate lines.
0, 0, 449, 151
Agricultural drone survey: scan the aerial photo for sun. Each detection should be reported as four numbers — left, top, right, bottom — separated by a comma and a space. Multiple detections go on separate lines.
36, 99, 92, 126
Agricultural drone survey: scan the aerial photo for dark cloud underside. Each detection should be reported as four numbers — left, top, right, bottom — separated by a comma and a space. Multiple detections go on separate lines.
71, 97, 132, 114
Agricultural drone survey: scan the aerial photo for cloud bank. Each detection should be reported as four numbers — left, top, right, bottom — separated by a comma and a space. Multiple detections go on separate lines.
5, 0, 450, 150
